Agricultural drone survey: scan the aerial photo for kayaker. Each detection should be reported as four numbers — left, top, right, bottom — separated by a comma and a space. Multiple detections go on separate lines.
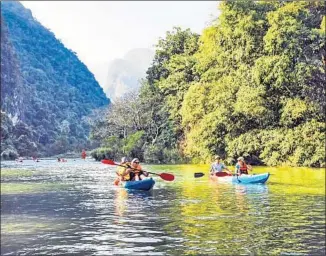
114, 157, 132, 185
81, 149, 87, 160
235, 157, 252, 175
210, 155, 231, 175
15, 157, 23, 163
129, 158, 149, 181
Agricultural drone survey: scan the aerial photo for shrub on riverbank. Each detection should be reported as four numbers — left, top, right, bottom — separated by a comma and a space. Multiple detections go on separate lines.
90, 147, 116, 161
90, 1, 325, 167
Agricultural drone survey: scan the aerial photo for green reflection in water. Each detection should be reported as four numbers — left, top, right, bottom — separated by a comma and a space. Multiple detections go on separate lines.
147, 164, 325, 255
1, 215, 69, 249
1, 183, 69, 194
2, 221, 55, 234
249, 166, 325, 196
147, 164, 325, 195
1, 169, 35, 178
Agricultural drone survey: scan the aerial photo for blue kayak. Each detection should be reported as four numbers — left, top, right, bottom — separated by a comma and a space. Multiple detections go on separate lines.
234, 173, 270, 184
211, 173, 270, 184
123, 178, 155, 191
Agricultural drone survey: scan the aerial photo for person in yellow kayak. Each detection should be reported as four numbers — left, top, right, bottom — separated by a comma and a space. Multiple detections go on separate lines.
235, 157, 252, 175
128, 158, 149, 181
114, 157, 132, 185
210, 155, 231, 175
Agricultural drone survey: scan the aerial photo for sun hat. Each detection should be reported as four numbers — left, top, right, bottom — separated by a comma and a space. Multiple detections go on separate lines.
237, 157, 244, 161
131, 158, 140, 163
214, 155, 221, 160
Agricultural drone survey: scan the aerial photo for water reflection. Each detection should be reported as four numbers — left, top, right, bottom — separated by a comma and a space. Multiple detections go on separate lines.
114, 189, 128, 217
1, 160, 325, 255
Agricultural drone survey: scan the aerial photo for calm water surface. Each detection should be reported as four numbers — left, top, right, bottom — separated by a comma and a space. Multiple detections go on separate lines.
1, 159, 325, 255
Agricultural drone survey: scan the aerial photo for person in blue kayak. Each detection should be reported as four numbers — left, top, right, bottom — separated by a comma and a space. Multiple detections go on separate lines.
235, 157, 252, 175
210, 155, 231, 175
128, 158, 149, 181
114, 157, 132, 185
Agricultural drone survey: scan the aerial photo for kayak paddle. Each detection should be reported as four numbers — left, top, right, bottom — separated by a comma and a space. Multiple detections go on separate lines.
195, 172, 235, 177
215, 172, 232, 177
194, 172, 205, 178
101, 159, 175, 181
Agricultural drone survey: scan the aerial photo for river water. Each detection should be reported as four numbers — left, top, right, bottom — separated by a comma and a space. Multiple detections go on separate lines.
1, 159, 325, 255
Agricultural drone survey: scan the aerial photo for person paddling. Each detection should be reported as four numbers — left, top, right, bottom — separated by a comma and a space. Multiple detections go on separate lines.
15, 157, 23, 163
81, 149, 87, 160
235, 157, 252, 175
128, 158, 149, 181
114, 157, 131, 185
210, 155, 231, 175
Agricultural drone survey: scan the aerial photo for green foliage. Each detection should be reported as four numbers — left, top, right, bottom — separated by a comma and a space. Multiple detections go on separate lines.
90, 147, 116, 161
143, 144, 164, 164
148, 27, 200, 142
162, 147, 184, 164
90, 0, 325, 167
180, 0, 325, 166
280, 98, 316, 127
122, 131, 145, 156
226, 120, 325, 167
143, 145, 183, 164
0, 1, 109, 158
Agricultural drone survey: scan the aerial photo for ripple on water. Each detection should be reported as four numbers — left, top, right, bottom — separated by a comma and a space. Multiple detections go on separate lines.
1, 160, 325, 256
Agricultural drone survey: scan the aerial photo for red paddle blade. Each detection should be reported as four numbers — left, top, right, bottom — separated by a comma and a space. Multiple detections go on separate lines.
101, 159, 116, 165
159, 173, 175, 181
215, 172, 230, 177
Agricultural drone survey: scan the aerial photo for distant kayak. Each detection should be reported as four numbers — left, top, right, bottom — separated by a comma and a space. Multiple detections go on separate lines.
122, 178, 155, 191
210, 172, 270, 184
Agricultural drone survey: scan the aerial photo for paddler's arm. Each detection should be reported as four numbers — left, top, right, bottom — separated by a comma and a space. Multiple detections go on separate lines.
223, 164, 231, 174
209, 164, 214, 174
138, 165, 148, 176
123, 164, 133, 175
141, 170, 149, 176
124, 167, 134, 176
234, 164, 240, 175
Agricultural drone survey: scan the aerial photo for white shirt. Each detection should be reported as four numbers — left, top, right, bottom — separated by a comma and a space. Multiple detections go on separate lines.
211, 162, 226, 173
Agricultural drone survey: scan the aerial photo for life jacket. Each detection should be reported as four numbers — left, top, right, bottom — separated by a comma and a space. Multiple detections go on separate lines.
118, 162, 131, 181
131, 164, 142, 173
239, 163, 248, 175
129, 164, 144, 180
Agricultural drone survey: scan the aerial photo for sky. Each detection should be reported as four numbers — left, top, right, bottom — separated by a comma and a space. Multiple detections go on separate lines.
21, 1, 220, 88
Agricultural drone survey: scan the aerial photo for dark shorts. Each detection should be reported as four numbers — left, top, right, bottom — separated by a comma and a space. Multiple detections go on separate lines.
130, 171, 145, 180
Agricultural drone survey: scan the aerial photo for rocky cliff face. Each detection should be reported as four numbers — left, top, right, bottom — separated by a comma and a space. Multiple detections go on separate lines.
0, 16, 24, 124
0, 1, 110, 159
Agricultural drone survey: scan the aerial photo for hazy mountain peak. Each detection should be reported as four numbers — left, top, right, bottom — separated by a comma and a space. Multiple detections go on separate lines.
105, 48, 154, 100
